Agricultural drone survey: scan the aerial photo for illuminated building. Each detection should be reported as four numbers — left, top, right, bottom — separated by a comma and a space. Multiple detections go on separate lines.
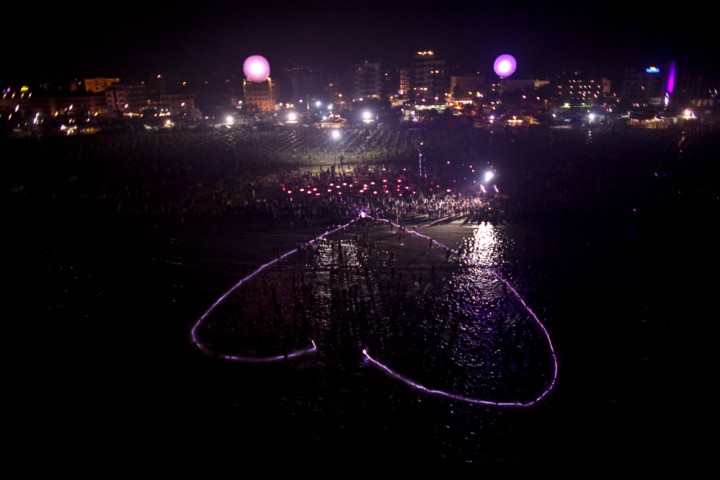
352, 61, 382, 101
84, 77, 120, 94
411, 50, 448, 105
552, 72, 610, 106
243, 77, 276, 113
621, 67, 664, 106
398, 67, 410, 97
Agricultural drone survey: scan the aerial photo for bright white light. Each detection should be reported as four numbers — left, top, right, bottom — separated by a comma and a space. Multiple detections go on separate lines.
484, 171, 494, 183
287, 112, 298, 122
331, 129, 341, 140
362, 110, 373, 120
588, 113, 596, 122
327, 103, 334, 110
315, 101, 322, 108
226, 115, 234, 125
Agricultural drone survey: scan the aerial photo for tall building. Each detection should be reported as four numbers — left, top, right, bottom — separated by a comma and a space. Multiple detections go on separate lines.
410, 51, 448, 105
398, 67, 410, 97
243, 78, 276, 113
352, 61, 382, 101
84, 77, 120, 94
553, 72, 610, 105
621, 67, 664, 106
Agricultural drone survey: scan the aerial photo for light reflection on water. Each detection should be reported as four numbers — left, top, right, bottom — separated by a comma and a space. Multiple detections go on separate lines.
199, 220, 553, 403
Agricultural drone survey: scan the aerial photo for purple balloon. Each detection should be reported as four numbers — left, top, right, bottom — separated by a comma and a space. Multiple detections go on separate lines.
493, 54, 517, 78
243, 55, 270, 83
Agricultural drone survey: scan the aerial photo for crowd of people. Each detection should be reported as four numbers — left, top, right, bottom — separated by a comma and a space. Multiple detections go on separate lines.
4, 122, 718, 226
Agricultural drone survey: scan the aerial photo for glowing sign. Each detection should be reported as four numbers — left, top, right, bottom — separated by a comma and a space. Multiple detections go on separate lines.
645, 66, 660, 73
243, 55, 270, 83
493, 54, 517, 78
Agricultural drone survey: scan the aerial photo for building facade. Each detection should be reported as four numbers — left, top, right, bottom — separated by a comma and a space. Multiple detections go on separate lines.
411, 51, 448, 105
621, 68, 664, 106
243, 78, 276, 113
84, 77, 120, 94
398, 67, 410, 97
553, 73, 611, 105
352, 61, 382, 101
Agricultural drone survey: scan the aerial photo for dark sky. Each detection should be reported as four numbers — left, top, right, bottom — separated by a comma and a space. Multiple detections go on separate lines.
11, 0, 717, 81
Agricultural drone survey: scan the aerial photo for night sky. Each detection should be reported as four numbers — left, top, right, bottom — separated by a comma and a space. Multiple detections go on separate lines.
13, 1, 716, 81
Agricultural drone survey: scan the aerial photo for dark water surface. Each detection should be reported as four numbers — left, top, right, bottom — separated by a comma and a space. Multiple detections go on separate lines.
5, 127, 719, 475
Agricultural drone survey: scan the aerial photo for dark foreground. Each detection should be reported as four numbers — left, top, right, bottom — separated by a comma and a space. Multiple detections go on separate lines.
4, 126, 719, 476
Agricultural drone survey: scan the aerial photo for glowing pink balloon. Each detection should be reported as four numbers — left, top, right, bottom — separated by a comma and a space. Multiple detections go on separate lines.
243, 55, 270, 83
493, 54, 517, 78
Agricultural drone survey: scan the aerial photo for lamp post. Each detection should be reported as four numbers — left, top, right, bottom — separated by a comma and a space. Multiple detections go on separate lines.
331, 129, 343, 172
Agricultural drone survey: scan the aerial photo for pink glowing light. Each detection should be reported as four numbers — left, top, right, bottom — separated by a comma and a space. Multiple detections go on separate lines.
361, 215, 558, 407
665, 60, 676, 95
493, 54, 517, 78
243, 55, 270, 83
190, 218, 358, 361
189, 213, 557, 407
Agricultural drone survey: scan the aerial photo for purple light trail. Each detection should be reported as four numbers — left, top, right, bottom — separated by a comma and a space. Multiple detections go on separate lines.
190, 218, 358, 361
189, 213, 558, 406
361, 215, 558, 407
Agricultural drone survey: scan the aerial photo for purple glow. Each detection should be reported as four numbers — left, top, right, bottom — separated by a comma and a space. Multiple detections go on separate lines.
243, 55, 270, 83
190, 218, 358, 361
363, 348, 546, 407
362, 215, 558, 407
493, 54, 517, 78
221, 341, 317, 363
189, 214, 557, 407
665, 60, 676, 95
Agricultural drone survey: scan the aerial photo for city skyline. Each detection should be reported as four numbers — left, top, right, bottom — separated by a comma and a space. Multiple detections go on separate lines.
11, 0, 716, 82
